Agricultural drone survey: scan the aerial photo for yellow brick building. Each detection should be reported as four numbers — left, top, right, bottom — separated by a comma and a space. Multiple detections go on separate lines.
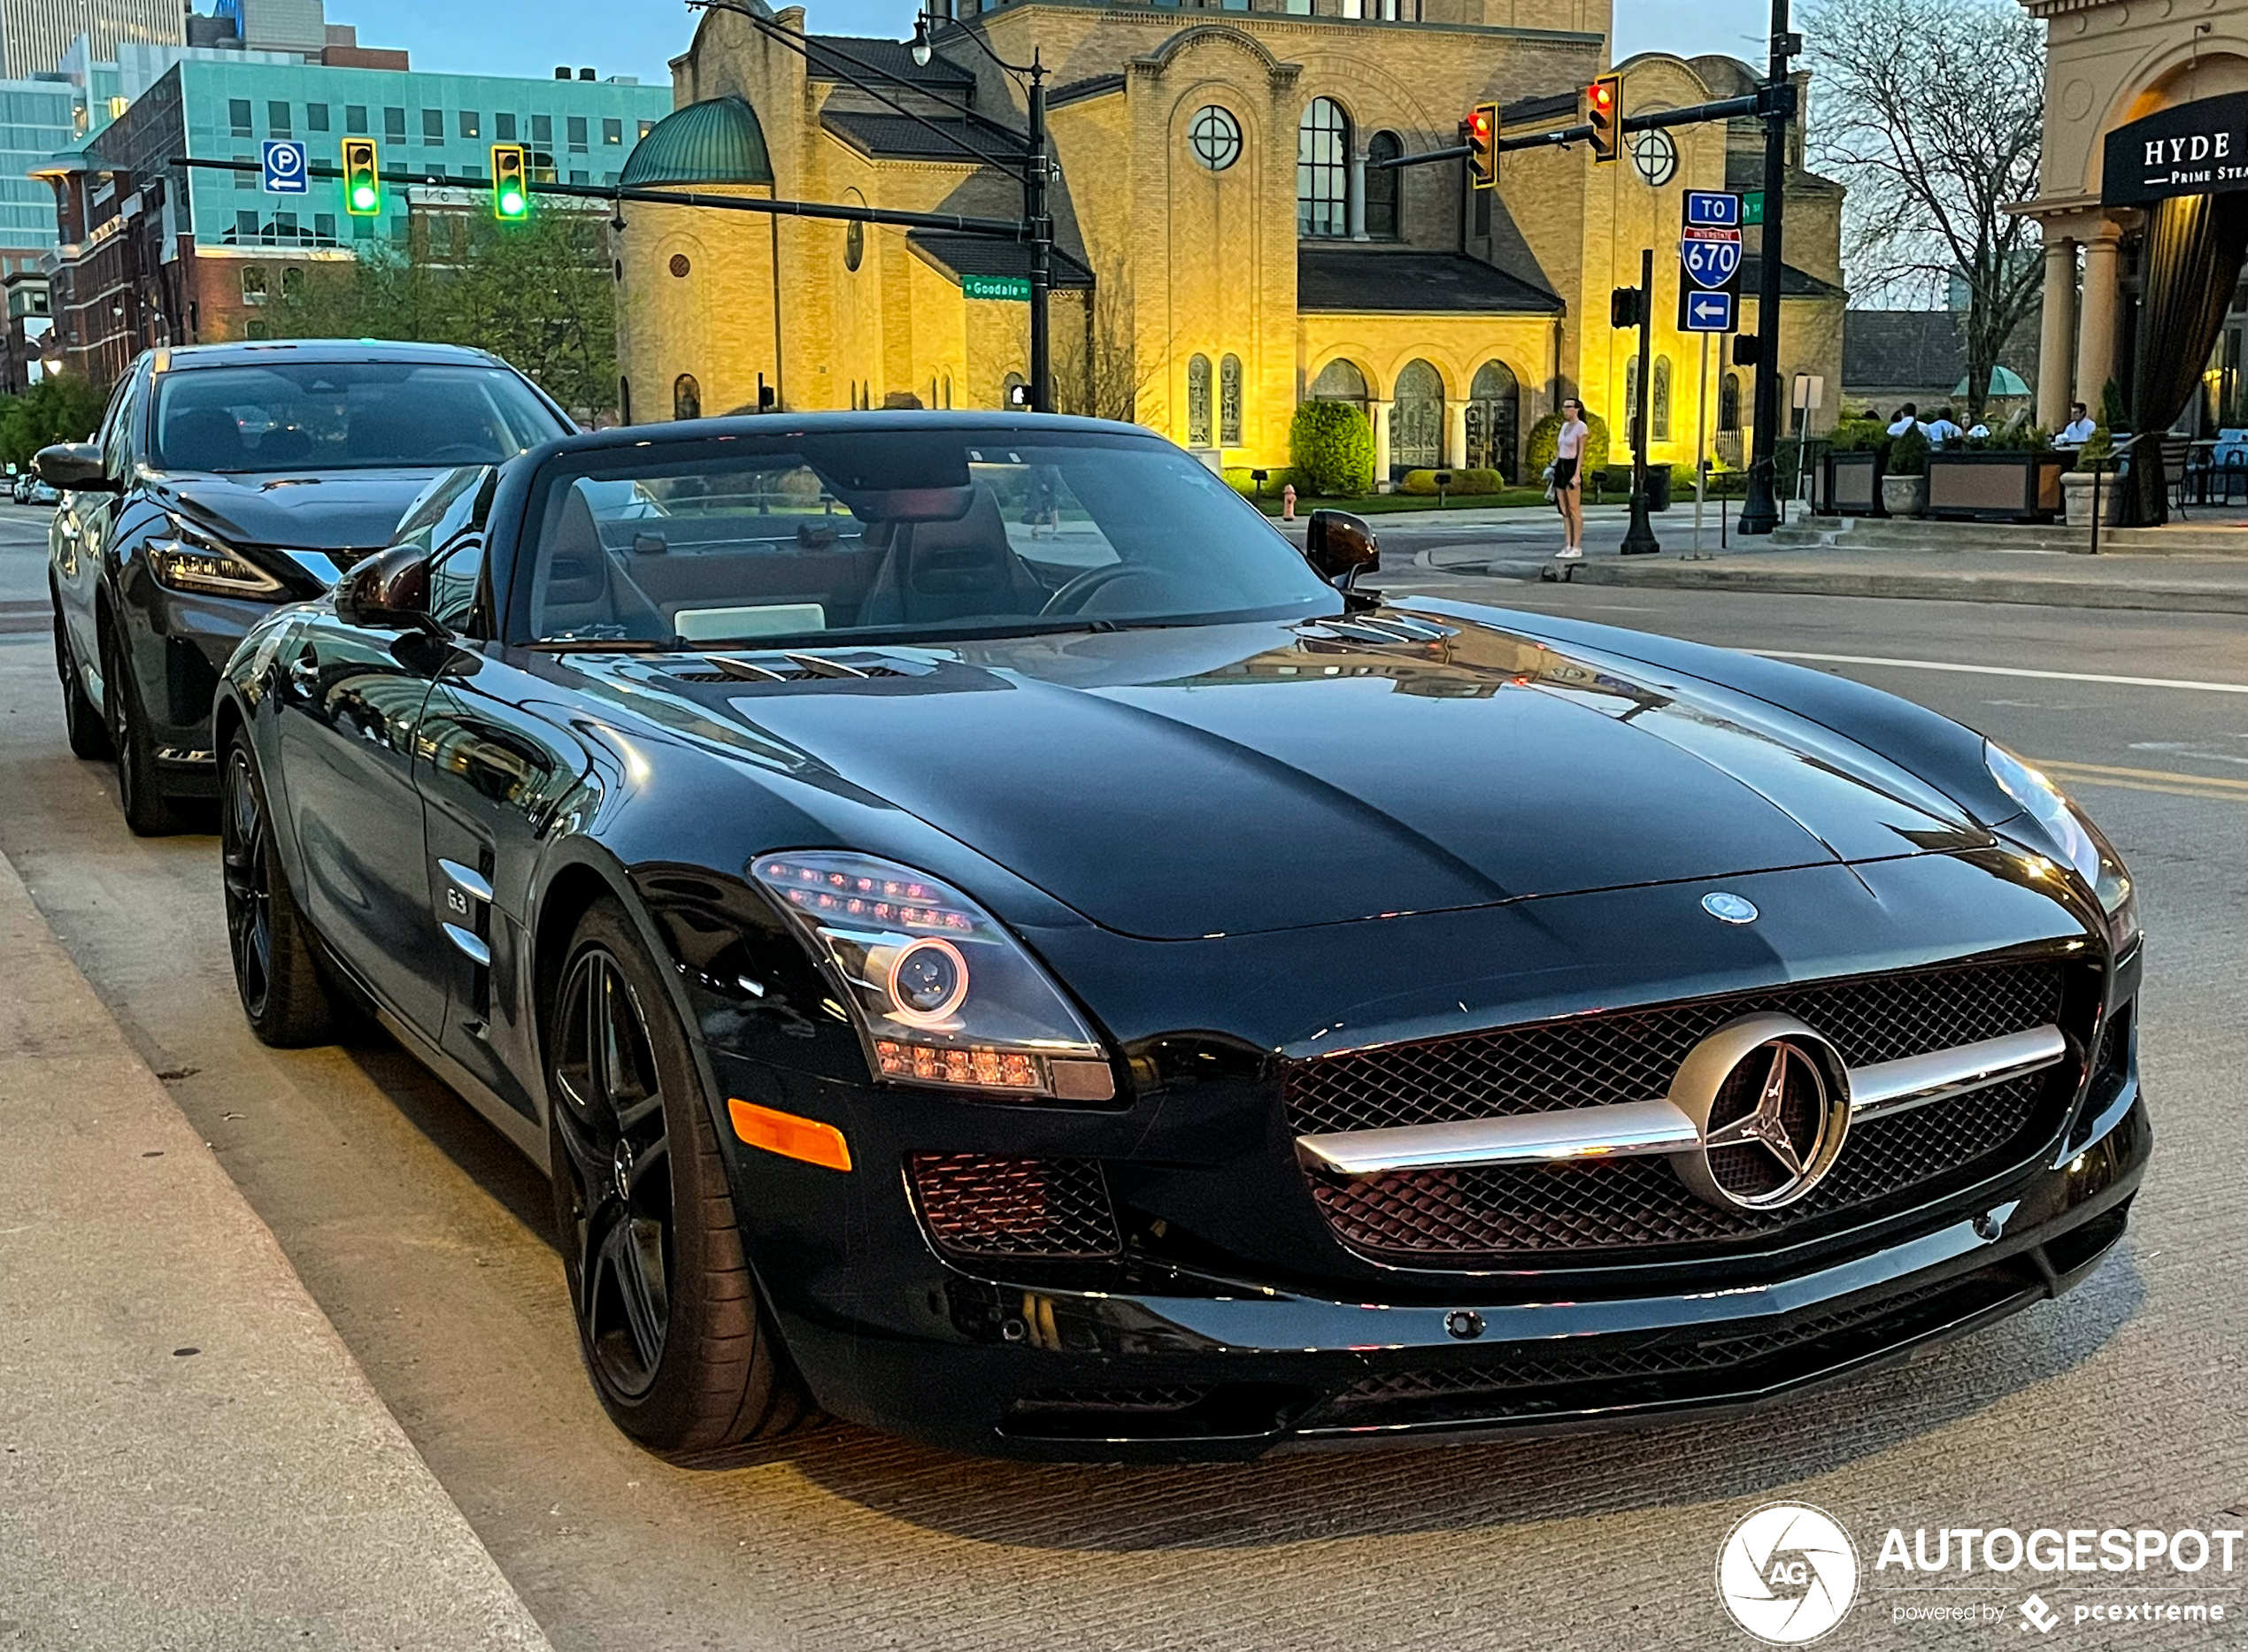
614, 0, 1845, 484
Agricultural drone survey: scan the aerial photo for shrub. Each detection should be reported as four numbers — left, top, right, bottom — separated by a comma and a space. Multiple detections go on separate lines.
1224, 465, 1296, 498
1524, 410, 1611, 479
1288, 401, 1375, 496
1398, 467, 1506, 496
1824, 418, 1890, 455
1885, 427, 1930, 477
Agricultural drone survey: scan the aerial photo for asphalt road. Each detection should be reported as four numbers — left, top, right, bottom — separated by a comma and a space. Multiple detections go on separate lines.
1, 501, 2241, 1650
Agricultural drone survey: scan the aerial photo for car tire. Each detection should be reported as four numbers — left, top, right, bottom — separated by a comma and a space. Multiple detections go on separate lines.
54, 604, 112, 761
547, 897, 810, 1455
221, 732, 343, 1047
102, 619, 182, 837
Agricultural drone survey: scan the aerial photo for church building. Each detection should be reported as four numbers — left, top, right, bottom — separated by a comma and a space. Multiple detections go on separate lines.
613, 0, 1845, 484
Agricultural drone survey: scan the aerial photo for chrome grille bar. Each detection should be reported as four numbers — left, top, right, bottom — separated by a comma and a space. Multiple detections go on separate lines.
1295, 1025, 2067, 1178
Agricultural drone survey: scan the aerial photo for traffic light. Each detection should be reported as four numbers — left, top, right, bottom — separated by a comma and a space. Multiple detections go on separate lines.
1462, 102, 1497, 191
490, 143, 529, 220
341, 137, 381, 217
1610, 285, 1644, 329
1585, 73, 1621, 163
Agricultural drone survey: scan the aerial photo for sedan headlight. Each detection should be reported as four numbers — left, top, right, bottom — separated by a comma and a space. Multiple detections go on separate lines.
148, 517, 286, 599
1985, 742, 2138, 951
752, 851, 1116, 1102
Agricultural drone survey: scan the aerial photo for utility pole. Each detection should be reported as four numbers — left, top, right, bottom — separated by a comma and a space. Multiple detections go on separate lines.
1621, 245, 1660, 555
1736, 0, 1800, 535
1025, 62, 1050, 413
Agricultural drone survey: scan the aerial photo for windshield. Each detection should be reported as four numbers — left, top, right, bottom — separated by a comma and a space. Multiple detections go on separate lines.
151, 362, 562, 474
522, 428, 1340, 648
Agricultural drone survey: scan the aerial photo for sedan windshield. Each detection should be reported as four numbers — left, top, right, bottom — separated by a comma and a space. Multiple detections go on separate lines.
523, 426, 1341, 647
152, 362, 562, 474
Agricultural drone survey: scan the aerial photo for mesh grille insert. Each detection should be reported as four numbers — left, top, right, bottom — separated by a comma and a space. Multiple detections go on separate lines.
909, 1154, 1122, 1260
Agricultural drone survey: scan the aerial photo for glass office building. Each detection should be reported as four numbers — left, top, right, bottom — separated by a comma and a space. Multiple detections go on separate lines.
0, 77, 84, 268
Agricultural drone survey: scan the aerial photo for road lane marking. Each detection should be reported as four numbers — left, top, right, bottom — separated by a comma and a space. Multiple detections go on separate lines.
2035, 757, 2248, 803
1756, 650, 2248, 695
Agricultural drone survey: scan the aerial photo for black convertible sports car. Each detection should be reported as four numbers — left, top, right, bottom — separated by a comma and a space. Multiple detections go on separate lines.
214, 414, 2147, 1460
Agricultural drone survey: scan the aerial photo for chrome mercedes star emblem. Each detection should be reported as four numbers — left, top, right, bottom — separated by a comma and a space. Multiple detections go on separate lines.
1704, 1043, 1822, 1179
1702, 891, 1759, 925
1665, 1014, 1852, 1212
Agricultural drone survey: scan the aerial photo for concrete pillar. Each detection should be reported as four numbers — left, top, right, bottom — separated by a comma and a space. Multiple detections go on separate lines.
1348, 151, 1367, 242
1369, 398, 1391, 490
2036, 233, 2080, 430
2076, 225, 2123, 414
1445, 397, 1469, 469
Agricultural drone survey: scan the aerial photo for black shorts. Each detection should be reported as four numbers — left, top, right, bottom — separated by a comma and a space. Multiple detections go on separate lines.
1553, 456, 1580, 489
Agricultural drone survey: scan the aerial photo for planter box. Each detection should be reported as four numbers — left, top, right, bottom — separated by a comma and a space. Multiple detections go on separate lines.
1882, 473, 1928, 518
1923, 451, 2068, 523
1826, 449, 1884, 516
2059, 469, 2127, 529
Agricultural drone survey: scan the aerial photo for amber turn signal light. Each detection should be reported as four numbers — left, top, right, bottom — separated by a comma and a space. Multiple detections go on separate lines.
728, 1098, 853, 1172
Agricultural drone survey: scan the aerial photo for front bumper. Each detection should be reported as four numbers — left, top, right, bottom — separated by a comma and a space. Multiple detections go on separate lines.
118, 566, 298, 795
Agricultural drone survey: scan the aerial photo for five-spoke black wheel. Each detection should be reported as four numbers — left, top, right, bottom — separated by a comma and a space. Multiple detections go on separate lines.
221, 733, 343, 1046
53, 603, 112, 761
104, 621, 181, 836
547, 898, 806, 1452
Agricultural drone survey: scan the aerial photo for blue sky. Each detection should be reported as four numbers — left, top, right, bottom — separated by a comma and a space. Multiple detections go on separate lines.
368, 0, 1778, 90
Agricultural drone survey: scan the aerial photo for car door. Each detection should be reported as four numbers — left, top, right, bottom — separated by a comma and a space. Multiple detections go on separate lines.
271, 600, 449, 1038
55, 365, 139, 689
412, 527, 593, 1122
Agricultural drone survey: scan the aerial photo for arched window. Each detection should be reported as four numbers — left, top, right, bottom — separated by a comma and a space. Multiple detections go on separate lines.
1297, 98, 1350, 239
1624, 357, 1640, 447
1309, 357, 1367, 417
1187, 354, 1213, 446
674, 373, 701, 420
1220, 354, 1243, 446
1652, 356, 1672, 442
1719, 371, 1742, 432
1365, 132, 1401, 239
1392, 358, 1444, 474
1466, 359, 1519, 480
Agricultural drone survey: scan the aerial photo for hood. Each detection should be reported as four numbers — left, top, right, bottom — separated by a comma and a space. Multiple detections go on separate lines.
575, 610, 1986, 941
158, 468, 444, 557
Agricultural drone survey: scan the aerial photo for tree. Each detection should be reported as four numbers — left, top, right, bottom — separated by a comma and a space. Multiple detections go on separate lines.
0, 374, 111, 469
1051, 273, 1157, 425
1289, 400, 1375, 495
1805, 0, 2044, 425
265, 209, 617, 419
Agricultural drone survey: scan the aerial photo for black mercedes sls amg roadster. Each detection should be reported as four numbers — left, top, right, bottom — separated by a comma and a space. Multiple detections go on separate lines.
213, 414, 2147, 1459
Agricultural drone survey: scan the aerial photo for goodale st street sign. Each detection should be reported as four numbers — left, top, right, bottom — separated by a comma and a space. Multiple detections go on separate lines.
962, 273, 1031, 302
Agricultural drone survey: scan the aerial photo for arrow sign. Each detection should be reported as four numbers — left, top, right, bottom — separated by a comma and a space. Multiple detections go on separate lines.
1683, 289, 1736, 333
261, 139, 307, 195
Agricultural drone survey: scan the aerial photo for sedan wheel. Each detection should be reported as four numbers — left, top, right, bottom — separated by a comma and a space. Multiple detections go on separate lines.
53, 606, 112, 760
220, 735, 343, 1047
548, 898, 807, 1452
102, 623, 181, 836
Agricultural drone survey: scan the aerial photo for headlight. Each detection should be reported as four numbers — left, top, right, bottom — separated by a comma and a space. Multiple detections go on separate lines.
147, 517, 286, 599
752, 850, 1116, 1102
1985, 742, 2138, 950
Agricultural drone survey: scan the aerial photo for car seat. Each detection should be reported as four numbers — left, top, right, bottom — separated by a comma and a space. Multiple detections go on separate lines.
855, 484, 1047, 626
535, 486, 667, 640
161, 407, 249, 472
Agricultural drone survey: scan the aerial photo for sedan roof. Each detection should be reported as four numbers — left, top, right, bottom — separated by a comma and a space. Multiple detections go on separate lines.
155, 339, 509, 373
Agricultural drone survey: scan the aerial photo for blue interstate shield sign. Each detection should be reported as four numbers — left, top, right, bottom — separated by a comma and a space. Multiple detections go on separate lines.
1682, 227, 1742, 289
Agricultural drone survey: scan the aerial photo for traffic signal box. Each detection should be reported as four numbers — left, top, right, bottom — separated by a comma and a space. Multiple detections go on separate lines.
1463, 103, 1497, 191
341, 138, 381, 216
491, 144, 530, 220
1585, 73, 1621, 163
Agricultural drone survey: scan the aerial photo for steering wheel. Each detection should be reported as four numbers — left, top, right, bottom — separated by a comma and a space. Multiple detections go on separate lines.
1038, 563, 1157, 618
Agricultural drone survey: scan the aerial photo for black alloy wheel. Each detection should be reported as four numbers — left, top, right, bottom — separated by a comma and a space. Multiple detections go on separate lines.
53, 603, 112, 760
220, 734, 342, 1046
547, 899, 806, 1452
102, 620, 181, 836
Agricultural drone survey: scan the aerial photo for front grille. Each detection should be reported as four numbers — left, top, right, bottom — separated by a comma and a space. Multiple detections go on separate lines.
909, 1154, 1122, 1260
1294, 962, 2077, 1264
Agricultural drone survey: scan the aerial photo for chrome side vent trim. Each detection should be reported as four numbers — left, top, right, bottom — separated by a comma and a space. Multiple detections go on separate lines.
443, 923, 491, 968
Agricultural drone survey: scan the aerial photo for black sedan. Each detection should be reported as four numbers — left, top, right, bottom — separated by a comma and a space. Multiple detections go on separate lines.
213, 414, 2147, 1460
41, 338, 572, 834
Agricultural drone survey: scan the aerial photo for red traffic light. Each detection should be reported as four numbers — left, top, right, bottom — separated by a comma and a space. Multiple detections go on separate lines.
1585, 73, 1622, 163
1589, 81, 1613, 114
1470, 110, 1491, 138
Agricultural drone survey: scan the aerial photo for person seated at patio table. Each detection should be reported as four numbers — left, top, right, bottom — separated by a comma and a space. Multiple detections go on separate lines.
1885, 403, 1921, 439
1924, 407, 1964, 446
2057, 403, 2097, 449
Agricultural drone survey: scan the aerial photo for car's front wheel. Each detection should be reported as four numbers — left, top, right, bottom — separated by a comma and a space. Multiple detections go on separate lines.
53, 603, 112, 761
547, 898, 807, 1454
102, 621, 181, 836
221, 733, 343, 1046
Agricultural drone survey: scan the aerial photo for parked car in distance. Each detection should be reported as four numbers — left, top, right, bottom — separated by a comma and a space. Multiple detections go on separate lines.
41, 339, 574, 833
216, 412, 2146, 1461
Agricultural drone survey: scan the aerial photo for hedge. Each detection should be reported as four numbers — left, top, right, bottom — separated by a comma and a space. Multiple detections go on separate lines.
1224, 465, 1297, 498
1289, 400, 1376, 496
1524, 410, 1611, 480
1398, 467, 1507, 496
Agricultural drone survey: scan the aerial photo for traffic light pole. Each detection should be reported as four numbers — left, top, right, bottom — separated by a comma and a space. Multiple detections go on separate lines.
1736, 0, 1800, 536
1621, 245, 1661, 556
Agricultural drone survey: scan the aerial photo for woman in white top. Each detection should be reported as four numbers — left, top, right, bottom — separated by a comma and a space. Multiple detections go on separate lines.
1552, 397, 1589, 562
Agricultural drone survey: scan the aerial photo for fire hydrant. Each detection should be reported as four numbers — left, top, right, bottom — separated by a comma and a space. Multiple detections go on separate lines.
1281, 483, 1297, 521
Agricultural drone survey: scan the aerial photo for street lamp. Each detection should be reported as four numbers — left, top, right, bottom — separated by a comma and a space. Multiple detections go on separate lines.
910, 15, 932, 66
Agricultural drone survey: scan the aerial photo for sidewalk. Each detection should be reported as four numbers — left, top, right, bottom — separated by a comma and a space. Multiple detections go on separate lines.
0, 850, 553, 1650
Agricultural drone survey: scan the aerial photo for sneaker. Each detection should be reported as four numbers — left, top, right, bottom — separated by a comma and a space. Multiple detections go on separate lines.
1552, 545, 1583, 561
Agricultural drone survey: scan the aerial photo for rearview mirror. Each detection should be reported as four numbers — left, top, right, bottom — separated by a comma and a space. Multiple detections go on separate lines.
33, 442, 118, 495
335, 543, 443, 634
1305, 509, 1380, 588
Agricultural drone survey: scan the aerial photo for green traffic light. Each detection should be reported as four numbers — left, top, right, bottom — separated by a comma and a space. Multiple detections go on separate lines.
351, 183, 378, 211
498, 188, 526, 219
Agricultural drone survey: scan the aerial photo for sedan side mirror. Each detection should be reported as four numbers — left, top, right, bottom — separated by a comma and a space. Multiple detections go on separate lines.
335, 543, 443, 634
33, 442, 119, 495
1305, 509, 1380, 588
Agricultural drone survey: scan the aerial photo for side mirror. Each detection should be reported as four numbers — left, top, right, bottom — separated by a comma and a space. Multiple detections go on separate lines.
1305, 509, 1380, 588
33, 442, 118, 494
334, 543, 442, 634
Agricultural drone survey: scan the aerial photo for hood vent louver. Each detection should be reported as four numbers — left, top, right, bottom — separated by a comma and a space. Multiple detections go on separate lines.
658, 651, 921, 686
1297, 616, 1456, 647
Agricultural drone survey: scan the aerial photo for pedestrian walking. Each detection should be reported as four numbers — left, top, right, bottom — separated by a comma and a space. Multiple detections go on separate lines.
1550, 396, 1589, 566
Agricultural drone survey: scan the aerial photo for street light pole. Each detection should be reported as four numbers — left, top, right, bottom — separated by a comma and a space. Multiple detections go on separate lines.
1736, 0, 1798, 535
1621, 245, 1661, 555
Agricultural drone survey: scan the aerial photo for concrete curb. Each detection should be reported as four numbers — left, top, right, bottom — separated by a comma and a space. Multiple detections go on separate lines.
0, 850, 556, 1651
1566, 558, 2248, 613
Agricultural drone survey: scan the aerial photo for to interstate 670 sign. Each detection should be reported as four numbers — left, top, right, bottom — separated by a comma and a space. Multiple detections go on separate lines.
1678, 190, 1743, 333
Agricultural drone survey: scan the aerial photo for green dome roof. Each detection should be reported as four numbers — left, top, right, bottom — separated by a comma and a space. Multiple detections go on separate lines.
619, 96, 774, 188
